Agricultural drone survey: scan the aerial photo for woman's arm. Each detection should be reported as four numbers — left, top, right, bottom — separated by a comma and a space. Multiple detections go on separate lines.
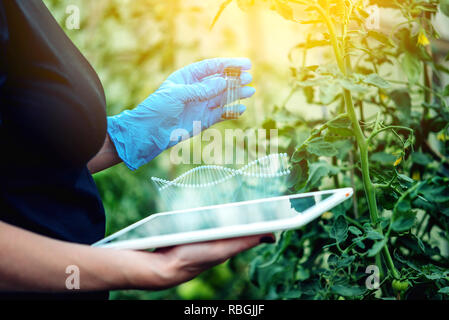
0, 220, 164, 292
87, 134, 122, 174
0, 221, 272, 292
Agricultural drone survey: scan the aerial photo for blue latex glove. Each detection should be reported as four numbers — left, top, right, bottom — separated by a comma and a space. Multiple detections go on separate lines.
107, 58, 255, 171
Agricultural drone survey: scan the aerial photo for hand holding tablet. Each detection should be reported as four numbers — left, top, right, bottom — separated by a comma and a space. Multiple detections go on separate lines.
93, 188, 353, 250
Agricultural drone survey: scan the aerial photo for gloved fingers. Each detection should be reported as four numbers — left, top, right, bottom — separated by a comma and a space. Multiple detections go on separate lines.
224, 104, 246, 116
209, 106, 224, 125
206, 86, 256, 109
200, 71, 252, 86
239, 72, 252, 86
183, 77, 227, 102
208, 104, 247, 126
171, 58, 252, 83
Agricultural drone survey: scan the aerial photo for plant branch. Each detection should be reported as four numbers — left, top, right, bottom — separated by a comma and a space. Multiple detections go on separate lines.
295, 113, 349, 151
367, 126, 414, 145
313, 4, 345, 72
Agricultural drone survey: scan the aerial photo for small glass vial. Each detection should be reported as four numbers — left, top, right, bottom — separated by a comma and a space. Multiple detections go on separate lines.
220, 67, 241, 120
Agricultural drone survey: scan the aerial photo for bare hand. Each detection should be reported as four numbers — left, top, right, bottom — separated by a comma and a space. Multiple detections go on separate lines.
127, 234, 275, 290
0, 221, 274, 292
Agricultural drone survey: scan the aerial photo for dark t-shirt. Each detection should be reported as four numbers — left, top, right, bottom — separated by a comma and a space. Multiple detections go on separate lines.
0, 0, 108, 299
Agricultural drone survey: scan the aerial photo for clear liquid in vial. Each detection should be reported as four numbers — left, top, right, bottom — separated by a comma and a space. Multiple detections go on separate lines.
220, 67, 241, 120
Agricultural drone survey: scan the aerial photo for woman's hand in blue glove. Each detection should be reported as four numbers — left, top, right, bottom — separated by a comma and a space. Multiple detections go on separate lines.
107, 58, 255, 171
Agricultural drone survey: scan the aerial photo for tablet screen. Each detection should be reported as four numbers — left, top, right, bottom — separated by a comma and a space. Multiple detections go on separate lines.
101, 193, 333, 244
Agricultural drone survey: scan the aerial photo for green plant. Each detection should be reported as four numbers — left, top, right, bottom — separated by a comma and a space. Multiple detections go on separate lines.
214, 0, 449, 299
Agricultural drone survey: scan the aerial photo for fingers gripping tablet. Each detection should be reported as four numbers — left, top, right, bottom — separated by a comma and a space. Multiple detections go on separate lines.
93, 188, 353, 250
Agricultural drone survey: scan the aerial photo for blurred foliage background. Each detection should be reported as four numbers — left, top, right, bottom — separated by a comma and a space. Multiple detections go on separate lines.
43, 0, 318, 300
43, 0, 449, 300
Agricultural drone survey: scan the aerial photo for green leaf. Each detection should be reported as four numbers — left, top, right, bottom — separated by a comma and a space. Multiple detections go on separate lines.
324, 132, 350, 141
366, 230, 384, 241
250, 263, 285, 290
348, 226, 362, 236
336, 255, 356, 268
396, 197, 411, 213
368, 239, 386, 257
441, 208, 449, 217
435, 64, 449, 78
419, 184, 449, 203
337, 79, 368, 93
306, 161, 339, 188
331, 198, 352, 218
417, 237, 426, 253
411, 152, 432, 166
258, 230, 293, 268
280, 289, 302, 299
438, 287, 449, 294
390, 89, 411, 117
327, 115, 353, 137
304, 86, 314, 103
306, 137, 338, 157
371, 152, 396, 165
397, 174, 414, 191
334, 139, 354, 161
363, 74, 391, 89
327, 116, 352, 129
353, 237, 366, 249
440, 0, 449, 18
290, 196, 316, 213
429, 117, 449, 133
210, 0, 232, 30
248, 256, 264, 287
401, 52, 421, 85
291, 149, 308, 163
287, 160, 309, 190
378, 188, 399, 210
327, 254, 339, 269
273, 0, 294, 21
295, 265, 311, 281
443, 84, 449, 97
413, 197, 435, 212
307, 164, 328, 188
319, 83, 341, 104
367, 30, 393, 47
425, 272, 447, 280
330, 215, 348, 244
236, 0, 255, 11
262, 118, 276, 130
331, 285, 366, 297
391, 197, 416, 232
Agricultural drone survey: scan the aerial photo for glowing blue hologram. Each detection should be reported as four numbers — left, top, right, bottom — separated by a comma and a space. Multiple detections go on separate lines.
151, 153, 291, 210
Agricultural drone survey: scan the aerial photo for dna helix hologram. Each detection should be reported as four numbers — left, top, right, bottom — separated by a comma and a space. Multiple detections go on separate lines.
151, 153, 291, 211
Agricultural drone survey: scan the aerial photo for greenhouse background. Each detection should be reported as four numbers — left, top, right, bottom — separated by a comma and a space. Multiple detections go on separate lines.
43, 0, 449, 300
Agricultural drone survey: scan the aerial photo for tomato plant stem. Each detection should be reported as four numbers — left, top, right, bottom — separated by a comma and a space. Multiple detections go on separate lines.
318, 3, 401, 279
343, 90, 376, 223
344, 85, 400, 280
348, 151, 359, 219
332, 157, 340, 188
314, 4, 345, 72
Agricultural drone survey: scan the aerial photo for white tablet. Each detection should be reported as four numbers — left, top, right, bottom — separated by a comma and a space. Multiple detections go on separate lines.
92, 187, 353, 250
